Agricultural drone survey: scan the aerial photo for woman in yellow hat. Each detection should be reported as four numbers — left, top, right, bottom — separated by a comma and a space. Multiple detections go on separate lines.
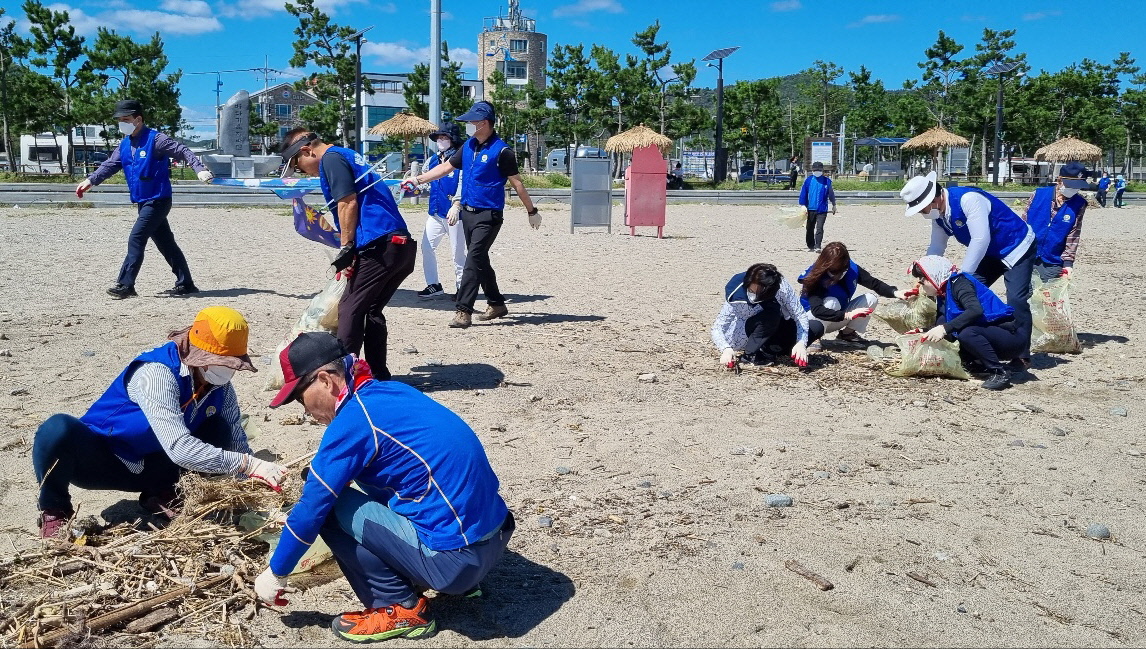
31, 307, 287, 538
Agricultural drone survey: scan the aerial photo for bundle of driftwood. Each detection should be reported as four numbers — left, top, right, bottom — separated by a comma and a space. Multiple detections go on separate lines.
0, 471, 310, 648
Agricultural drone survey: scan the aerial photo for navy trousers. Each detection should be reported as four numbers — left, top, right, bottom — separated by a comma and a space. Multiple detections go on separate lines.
972, 245, 1035, 360
742, 299, 825, 360
116, 197, 194, 288
957, 321, 1025, 371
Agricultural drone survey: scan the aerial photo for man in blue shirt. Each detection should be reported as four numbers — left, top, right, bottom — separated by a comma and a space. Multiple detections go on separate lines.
798, 161, 836, 252
280, 128, 416, 381
1096, 171, 1110, 207
255, 332, 514, 643
77, 99, 215, 299
407, 101, 541, 329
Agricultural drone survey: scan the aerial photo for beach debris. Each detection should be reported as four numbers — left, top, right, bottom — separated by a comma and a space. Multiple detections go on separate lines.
1085, 523, 1111, 540
784, 559, 834, 591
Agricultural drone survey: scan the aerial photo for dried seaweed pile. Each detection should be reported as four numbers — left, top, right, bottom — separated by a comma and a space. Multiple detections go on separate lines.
0, 473, 304, 648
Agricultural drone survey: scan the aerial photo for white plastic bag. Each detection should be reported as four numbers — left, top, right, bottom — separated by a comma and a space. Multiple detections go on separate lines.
886, 333, 971, 380
265, 276, 347, 391
873, 295, 937, 334
778, 205, 808, 229
1030, 274, 1080, 354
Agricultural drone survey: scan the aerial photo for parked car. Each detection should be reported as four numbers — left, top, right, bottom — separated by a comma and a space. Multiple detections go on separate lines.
737, 164, 788, 184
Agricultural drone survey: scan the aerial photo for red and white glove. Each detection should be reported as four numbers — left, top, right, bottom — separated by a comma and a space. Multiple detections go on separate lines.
897, 288, 919, 299
241, 456, 287, 492
254, 567, 292, 605
76, 179, 93, 198
720, 347, 736, 368
847, 308, 874, 320
920, 325, 947, 342
1060, 267, 1073, 278
790, 341, 808, 367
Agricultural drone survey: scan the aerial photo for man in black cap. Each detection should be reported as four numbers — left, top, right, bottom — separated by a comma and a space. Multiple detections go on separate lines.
1019, 161, 1091, 281
77, 99, 215, 299
798, 160, 836, 252
404, 101, 541, 329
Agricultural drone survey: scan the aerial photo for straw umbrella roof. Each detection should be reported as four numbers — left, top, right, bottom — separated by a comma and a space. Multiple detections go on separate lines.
605, 124, 673, 154
1034, 136, 1102, 162
901, 126, 969, 152
368, 111, 438, 138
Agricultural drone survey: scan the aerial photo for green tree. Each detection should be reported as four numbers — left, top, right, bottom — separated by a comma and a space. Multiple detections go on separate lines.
402, 41, 469, 122
797, 60, 847, 136
285, 0, 365, 147
847, 65, 890, 137
547, 43, 598, 147
249, 104, 278, 153
0, 7, 32, 170
517, 79, 548, 171
954, 28, 1026, 176
724, 79, 783, 183
22, 0, 84, 174
917, 30, 965, 128
82, 29, 182, 132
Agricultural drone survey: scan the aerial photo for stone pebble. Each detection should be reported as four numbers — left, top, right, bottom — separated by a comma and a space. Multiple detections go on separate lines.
764, 494, 793, 507
1086, 523, 1111, 540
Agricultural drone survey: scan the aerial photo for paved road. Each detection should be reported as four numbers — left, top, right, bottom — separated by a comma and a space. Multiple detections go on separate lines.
0, 182, 1133, 208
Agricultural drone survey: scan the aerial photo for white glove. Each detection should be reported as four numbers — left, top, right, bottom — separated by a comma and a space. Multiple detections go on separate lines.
447, 201, 461, 226
920, 325, 947, 342
254, 567, 289, 604
790, 341, 808, 367
720, 348, 736, 366
241, 455, 288, 491
528, 208, 541, 230
197, 169, 214, 184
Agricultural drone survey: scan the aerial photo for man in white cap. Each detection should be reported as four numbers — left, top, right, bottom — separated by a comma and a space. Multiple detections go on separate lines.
899, 172, 1036, 368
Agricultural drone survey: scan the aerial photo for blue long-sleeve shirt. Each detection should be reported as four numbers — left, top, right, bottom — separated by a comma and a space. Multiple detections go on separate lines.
798, 175, 836, 212
269, 379, 509, 576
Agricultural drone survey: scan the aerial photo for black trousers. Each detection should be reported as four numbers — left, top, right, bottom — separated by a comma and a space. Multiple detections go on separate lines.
456, 208, 505, 314
1096, 189, 1107, 207
116, 197, 193, 288
805, 211, 827, 250
972, 245, 1035, 359
742, 300, 825, 360
957, 321, 1024, 371
338, 236, 417, 381
33, 413, 230, 513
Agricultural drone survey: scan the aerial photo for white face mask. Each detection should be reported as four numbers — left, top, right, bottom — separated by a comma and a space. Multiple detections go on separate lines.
1060, 186, 1079, 198
117, 120, 137, 136
465, 123, 477, 137
202, 366, 236, 386
812, 170, 823, 177
436, 138, 452, 151
745, 291, 759, 304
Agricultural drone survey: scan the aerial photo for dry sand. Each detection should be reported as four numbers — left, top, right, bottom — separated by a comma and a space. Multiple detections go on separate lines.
1, 199, 1144, 647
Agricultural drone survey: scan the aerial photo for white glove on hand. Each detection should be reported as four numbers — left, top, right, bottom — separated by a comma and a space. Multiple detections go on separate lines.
241, 455, 288, 491
254, 567, 289, 604
197, 170, 214, 184
528, 209, 541, 230
920, 325, 947, 342
790, 341, 809, 367
720, 348, 736, 367
447, 201, 461, 226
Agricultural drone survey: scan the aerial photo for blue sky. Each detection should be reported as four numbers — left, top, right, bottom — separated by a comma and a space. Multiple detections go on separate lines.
16, 0, 1146, 136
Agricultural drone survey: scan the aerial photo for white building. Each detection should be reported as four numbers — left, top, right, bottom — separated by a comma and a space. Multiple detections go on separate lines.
18, 126, 116, 174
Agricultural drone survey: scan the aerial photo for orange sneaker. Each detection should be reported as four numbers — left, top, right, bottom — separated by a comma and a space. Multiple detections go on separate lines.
331, 597, 436, 643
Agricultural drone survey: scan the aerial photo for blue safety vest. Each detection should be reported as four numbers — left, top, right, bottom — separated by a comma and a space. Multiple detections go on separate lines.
938, 187, 1030, 261
799, 175, 833, 212
80, 341, 228, 463
119, 127, 172, 203
1098, 177, 1110, 190
460, 136, 509, 210
427, 150, 460, 217
944, 273, 1014, 337
319, 146, 407, 248
1026, 186, 1084, 266
798, 260, 859, 311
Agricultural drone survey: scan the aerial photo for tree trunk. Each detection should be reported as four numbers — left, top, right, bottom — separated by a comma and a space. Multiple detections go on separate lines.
0, 50, 12, 172
980, 121, 989, 181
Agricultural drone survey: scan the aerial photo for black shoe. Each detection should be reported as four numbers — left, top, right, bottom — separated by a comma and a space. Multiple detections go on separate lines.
740, 351, 776, 367
417, 283, 444, 298
107, 284, 137, 299
981, 368, 1012, 391
1008, 357, 1031, 372
163, 284, 199, 296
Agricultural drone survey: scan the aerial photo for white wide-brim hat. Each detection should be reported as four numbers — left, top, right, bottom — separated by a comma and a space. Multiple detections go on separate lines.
900, 171, 938, 217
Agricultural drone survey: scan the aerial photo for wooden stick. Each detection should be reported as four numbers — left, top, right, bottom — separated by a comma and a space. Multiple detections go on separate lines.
785, 559, 834, 591
283, 450, 318, 468
907, 571, 937, 587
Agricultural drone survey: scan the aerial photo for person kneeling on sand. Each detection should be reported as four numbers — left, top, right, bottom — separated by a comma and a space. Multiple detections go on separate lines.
712, 263, 824, 369
798, 242, 909, 345
254, 332, 515, 643
908, 256, 1022, 391
32, 307, 286, 539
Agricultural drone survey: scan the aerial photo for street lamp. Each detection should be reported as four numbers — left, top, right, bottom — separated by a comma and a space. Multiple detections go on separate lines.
986, 60, 1021, 186
345, 25, 374, 155
702, 46, 738, 183
658, 76, 679, 135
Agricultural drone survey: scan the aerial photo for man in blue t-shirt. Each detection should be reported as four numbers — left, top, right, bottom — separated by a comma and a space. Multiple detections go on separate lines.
254, 332, 514, 644
280, 128, 416, 381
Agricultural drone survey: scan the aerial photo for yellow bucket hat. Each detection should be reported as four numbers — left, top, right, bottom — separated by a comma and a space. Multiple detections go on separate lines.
178, 306, 256, 371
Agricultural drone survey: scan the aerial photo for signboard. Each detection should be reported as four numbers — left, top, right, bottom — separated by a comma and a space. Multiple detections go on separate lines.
682, 150, 714, 178
811, 141, 834, 166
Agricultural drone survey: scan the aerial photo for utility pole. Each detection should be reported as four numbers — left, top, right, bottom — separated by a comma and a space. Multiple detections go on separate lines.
703, 46, 738, 183
986, 61, 1021, 186
429, 0, 442, 126
346, 26, 374, 155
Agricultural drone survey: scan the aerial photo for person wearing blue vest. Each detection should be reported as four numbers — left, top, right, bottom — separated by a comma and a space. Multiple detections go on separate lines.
31, 307, 287, 539
416, 122, 466, 298
900, 170, 1036, 367
910, 255, 1021, 390
255, 332, 514, 643
798, 161, 837, 252
280, 128, 416, 382
799, 242, 906, 344
1020, 161, 1090, 282
77, 99, 214, 299
1096, 171, 1110, 207
407, 101, 541, 329
1113, 174, 1127, 208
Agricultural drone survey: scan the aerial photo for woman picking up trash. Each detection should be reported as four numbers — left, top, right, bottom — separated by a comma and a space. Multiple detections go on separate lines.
712, 263, 824, 368
908, 255, 1022, 391
798, 242, 910, 345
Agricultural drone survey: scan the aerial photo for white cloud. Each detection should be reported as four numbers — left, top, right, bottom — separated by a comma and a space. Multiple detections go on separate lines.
1022, 10, 1061, 20
770, 0, 801, 11
552, 0, 622, 18
846, 14, 900, 28
160, 0, 213, 16
36, 2, 220, 35
217, 0, 364, 18
362, 41, 479, 71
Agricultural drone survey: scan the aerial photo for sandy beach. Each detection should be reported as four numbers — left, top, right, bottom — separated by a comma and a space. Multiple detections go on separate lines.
1, 199, 1144, 647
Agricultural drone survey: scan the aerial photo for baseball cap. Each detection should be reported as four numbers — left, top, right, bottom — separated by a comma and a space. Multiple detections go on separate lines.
269, 332, 349, 407
1058, 161, 1092, 189
456, 101, 496, 123
279, 132, 319, 179
180, 306, 256, 371
810, 161, 824, 171
112, 99, 143, 119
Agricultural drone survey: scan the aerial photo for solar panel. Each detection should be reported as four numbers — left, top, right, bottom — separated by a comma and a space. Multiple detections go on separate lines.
702, 46, 740, 61
985, 61, 1021, 75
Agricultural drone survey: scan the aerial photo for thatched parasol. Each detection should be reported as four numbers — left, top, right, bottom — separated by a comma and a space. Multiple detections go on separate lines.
1034, 136, 1102, 162
368, 111, 439, 172
605, 124, 673, 154
902, 127, 970, 179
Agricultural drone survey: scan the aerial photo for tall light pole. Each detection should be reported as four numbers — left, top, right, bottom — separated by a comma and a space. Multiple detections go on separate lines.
658, 76, 679, 135
429, 0, 442, 126
986, 61, 1020, 186
703, 46, 738, 183
347, 26, 374, 155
